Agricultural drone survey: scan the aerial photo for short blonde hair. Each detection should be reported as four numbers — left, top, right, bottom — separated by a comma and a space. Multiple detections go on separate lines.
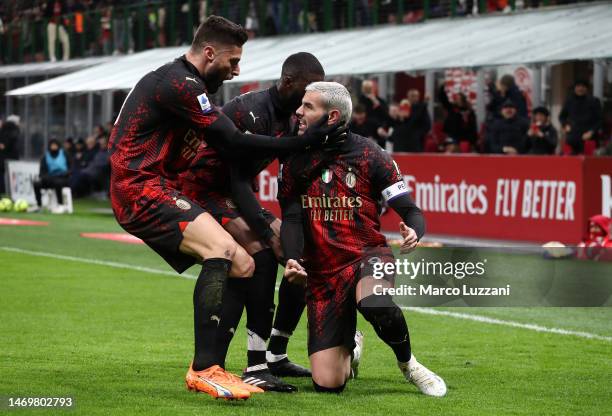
305, 81, 352, 125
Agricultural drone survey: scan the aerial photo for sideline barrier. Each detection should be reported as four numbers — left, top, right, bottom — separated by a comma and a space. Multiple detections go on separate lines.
255, 154, 612, 244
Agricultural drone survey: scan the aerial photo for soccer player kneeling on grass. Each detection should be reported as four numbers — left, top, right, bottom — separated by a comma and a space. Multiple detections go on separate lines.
279, 82, 447, 396
109, 16, 337, 400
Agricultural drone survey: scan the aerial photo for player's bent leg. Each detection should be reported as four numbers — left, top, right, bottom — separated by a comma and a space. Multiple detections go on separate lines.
310, 346, 351, 391
223, 216, 266, 255
356, 278, 446, 397
223, 217, 297, 392
230, 244, 255, 278
179, 212, 253, 278
183, 213, 261, 398
268, 278, 311, 377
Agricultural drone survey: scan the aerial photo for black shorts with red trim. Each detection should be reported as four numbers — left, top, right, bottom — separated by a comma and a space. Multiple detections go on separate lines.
306, 246, 395, 356
113, 187, 205, 274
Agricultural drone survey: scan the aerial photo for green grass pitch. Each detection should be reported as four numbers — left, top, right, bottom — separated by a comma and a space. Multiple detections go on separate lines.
1, 200, 611, 415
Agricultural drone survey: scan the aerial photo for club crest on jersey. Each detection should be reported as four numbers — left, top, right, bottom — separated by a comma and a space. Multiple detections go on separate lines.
197, 93, 212, 114
345, 172, 356, 188
175, 199, 191, 211
321, 169, 333, 183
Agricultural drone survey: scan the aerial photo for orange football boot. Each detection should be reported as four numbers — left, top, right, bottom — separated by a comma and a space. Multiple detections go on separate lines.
185, 364, 253, 400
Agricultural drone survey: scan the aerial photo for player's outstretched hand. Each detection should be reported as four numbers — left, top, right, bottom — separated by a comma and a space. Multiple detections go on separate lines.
399, 222, 418, 254
284, 259, 307, 286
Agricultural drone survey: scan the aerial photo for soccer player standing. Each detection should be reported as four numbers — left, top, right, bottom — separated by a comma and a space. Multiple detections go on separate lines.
180, 52, 325, 392
279, 82, 447, 396
109, 16, 336, 400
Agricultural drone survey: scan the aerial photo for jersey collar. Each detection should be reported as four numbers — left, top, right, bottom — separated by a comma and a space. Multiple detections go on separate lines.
179, 55, 206, 83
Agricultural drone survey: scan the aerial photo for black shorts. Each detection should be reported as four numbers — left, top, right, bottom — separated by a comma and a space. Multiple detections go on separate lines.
306, 246, 395, 355
116, 189, 205, 274
195, 190, 277, 227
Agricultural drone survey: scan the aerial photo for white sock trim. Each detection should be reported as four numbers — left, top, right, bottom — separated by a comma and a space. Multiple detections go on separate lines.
245, 363, 268, 373
266, 352, 288, 363
247, 329, 267, 351
270, 328, 291, 338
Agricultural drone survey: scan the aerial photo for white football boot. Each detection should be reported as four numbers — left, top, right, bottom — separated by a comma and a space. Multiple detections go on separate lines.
398, 355, 447, 397
350, 330, 364, 379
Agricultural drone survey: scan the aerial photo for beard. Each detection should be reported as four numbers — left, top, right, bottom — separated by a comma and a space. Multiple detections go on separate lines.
204, 67, 228, 94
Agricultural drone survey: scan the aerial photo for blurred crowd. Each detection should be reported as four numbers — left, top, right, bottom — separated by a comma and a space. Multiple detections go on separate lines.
350, 76, 608, 156
0, 115, 110, 206
0, 73, 609, 205
0, 0, 595, 64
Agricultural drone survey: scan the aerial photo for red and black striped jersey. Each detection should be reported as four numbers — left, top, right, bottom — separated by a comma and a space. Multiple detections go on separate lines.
109, 55, 220, 219
278, 132, 408, 275
181, 86, 294, 195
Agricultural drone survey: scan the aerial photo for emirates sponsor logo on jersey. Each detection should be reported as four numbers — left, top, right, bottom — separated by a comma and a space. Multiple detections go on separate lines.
301, 194, 363, 222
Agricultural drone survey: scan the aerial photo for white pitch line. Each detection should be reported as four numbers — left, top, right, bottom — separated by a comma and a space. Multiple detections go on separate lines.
403, 306, 612, 342
0, 246, 198, 280
2, 246, 610, 342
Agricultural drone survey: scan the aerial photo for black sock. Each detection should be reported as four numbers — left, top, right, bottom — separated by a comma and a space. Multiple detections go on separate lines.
192, 258, 231, 371
247, 349, 267, 369
214, 277, 247, 368
268, 333, 290, 356
245, 249, 277, 368
357, 295, 412, 363
313, 380, 346, 393
268, 277, 306, 356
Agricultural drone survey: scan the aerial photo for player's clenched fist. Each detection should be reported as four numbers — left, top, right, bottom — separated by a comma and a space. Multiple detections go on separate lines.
283, 259, 307, 286
399, 222, 418, 254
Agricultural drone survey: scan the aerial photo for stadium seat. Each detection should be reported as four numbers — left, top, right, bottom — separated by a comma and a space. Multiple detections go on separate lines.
459, 141, 472, 153
584, 140, 596, 156
41, 187, 73, 214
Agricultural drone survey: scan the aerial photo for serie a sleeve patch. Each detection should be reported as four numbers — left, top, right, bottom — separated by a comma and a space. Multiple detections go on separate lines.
196, 93, 213, 114
381, 181, 409, 202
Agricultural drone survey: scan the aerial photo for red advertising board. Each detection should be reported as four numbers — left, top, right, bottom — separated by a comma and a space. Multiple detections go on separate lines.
256, 155, 612, 243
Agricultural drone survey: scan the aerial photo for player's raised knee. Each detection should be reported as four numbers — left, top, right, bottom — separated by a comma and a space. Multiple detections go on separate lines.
230, 249, 255, 278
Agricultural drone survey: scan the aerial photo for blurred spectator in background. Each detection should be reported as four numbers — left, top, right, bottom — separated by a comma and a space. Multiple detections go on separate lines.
71, 135, 110, 197
577, 215, 612, 261
358, 79, 388, 145
487, 74, 528, 121
72, 138, 87, 170
45, 0, 70, 61
526, 106, 557, 155
377, 102, 400, 150
100, 4, 113, 55
485, 100, 529, 154
390, 94, 431, 152
71, 0, 86, 57
82, 135, 99, 167
559, 80, 603, 155
63, 137, 75, 161
442, 137, 459, 153
0, 115, 21, 194
32, 138, 71, 209
349, 104, 379, 144
112, 0, 134, 55
438, 84, 478, 152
